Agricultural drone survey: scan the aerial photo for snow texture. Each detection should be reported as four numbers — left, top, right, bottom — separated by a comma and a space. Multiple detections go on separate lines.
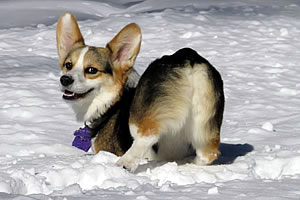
0, 0, 300, 199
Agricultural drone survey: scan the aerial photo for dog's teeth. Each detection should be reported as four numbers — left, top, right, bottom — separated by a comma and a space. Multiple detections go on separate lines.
64, 92, 75, 97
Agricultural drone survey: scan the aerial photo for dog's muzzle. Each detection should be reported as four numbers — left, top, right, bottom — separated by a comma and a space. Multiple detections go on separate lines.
60, 75, 94, 100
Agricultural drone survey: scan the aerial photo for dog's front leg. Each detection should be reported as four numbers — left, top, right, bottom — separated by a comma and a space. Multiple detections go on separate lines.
117, 136, 158, 172
117, 123, 159, 172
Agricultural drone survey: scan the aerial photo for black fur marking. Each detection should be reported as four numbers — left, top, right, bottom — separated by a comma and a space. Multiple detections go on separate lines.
104, 62, 113, 75
115, 87, 136, 151
106, 44, 113, 54
208, 62, 225, 129
134, 48, 212, 107
152, 143, 159, 154
156, 47, 210, 67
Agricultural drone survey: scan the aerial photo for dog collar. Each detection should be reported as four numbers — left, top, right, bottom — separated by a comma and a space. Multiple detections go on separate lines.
72, 126, 92, 152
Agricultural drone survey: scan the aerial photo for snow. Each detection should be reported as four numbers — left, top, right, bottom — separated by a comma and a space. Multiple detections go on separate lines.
0, 0, 300, 199
261, 122, 274, 131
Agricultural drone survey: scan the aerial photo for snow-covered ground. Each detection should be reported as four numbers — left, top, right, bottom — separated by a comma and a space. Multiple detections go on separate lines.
1, 0, 300, 199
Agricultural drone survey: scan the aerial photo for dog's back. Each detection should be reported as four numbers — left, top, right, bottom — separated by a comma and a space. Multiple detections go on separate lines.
118, 48, 225, 172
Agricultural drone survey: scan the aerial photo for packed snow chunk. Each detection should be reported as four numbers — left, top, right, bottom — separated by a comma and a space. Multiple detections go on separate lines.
41, 168, 79, 191
77, 162, 137, 190
0, 173, 27, 194
207, 186, 219, 195
149, 162, 196, 186
11, 169, 50, 195
90, 151, 118, 164
0, 181, 12, 194
279, 88, 298, 96
51, 184, 83, 196
261, 122, 274, 132
253, 156, 300, 179
160, 183, 176, 192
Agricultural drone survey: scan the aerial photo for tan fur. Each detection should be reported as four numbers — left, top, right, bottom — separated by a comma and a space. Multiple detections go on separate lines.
93, 111, 124, 156
130, 117, 160, 137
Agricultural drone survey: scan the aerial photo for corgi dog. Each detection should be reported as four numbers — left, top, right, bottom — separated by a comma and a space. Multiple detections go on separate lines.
56, 12, 140, 155
56, 12, 224, 172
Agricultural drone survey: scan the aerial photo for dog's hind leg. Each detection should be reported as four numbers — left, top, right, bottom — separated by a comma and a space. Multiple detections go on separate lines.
190, 65, 223, 165
192, 127, 220, 165
191, 102, 221, 165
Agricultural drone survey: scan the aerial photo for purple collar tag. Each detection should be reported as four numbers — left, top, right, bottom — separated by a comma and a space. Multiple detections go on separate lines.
72, 126, 92, 152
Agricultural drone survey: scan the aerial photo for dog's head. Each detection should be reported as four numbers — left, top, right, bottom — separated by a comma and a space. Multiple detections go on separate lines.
56, 12, 141, 122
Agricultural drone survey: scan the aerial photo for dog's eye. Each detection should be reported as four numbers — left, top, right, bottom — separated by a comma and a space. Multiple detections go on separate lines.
65, 62, 73, 70
85, 67, 98, 74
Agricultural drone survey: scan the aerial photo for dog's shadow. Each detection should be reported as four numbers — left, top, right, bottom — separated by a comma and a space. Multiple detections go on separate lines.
213, 143, 254, 165
136, 143, 254, 173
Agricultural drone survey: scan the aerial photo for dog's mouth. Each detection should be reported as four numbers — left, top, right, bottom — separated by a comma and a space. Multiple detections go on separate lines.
62, 88, 94, 100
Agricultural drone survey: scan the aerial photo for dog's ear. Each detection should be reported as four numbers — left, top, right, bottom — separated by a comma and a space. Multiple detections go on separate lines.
56, 12, 85, 66
107, 23, 142, 72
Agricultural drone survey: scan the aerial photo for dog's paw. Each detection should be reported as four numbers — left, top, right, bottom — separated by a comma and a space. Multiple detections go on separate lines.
116, 155, 139, 173
194, 151, 220, 166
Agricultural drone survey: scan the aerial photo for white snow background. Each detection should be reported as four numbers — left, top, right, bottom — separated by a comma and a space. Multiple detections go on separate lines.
0, 0, 300, 199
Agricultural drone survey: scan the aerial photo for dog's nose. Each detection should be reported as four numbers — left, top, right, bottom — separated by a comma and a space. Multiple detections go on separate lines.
60, 75, 74, 86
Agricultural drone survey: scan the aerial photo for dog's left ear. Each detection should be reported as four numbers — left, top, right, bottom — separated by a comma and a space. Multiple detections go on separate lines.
56, 12, 85, 66
107, 23, 142, 72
